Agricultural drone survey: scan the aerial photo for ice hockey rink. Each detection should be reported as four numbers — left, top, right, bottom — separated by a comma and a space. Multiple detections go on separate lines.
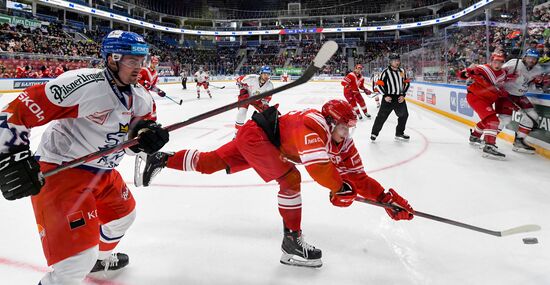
0, 80, 549, 285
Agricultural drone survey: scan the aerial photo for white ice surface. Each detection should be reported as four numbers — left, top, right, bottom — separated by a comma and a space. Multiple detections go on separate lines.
0, 81, 549, 285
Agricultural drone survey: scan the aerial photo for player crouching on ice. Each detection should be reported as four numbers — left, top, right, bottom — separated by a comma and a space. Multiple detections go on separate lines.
138, 99, 414, 268
0, 30, 169, 284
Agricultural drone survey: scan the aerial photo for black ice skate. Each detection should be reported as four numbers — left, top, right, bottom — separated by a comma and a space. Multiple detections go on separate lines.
90, 253, 129, 273
482, 144, 506, 160
395, 133, 410, 141
370, 134, 377, 142
280, 228, 322, 268
469, 130, 482, 146
364, 113, 372, 119
512, 137, 536, 154
141, 152, 171, 186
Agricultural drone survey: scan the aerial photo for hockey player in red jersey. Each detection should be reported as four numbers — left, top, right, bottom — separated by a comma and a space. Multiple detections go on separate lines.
341, 64, 373, 119
54, 64, 65, 77
459, 52, 508, 159
0, 31, 169, 284
138, 55, 166, 97
139, 99, 414, 268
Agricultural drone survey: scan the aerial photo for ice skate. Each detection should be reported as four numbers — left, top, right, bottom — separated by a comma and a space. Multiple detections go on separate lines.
482, 144, 506, 160
280, 229, 322, 268
512, 137, 535, 154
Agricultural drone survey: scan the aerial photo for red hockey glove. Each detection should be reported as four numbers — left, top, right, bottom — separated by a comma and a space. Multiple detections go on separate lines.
377, 188, 414, 221
330, 182, 357, 207
238, 88, 250, 101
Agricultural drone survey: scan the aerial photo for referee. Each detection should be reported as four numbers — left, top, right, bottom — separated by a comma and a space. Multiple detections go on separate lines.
370, 53, 411, 142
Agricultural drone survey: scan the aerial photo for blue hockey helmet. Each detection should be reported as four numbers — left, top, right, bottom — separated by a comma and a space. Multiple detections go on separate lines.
101, 30, 149, 60
259, 66, 272, 74
523, 48, 540, 59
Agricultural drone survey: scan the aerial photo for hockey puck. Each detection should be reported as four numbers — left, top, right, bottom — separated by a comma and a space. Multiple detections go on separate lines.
522, 237, 538, 244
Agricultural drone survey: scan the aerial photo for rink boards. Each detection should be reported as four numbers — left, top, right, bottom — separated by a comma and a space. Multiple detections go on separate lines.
0, 76, 549, 158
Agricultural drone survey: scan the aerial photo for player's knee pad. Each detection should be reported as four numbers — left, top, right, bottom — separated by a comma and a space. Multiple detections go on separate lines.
498, 114, 512, 131
196, 151, 227, 174
520, 108, 539, 129
277, 168, 301, 194
40, 246, 98, 285
100, 209, 136, 244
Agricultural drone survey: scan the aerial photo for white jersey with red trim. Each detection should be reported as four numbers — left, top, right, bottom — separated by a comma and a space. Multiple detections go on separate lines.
194, 71, 209, 83
502, 59, 549, 96
240, 74, 274, 96
0, 68, 155, 169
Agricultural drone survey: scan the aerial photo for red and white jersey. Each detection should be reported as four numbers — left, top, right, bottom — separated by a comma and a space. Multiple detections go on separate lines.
240, 74, 274, 96
236, 75, 246, 88
341, 72, 368, 94
465, 64, 507, 101
278, 109, 384, 199
194, 71, 209, 83
0, 68, 155, 169
502, 59, 549, 96
138, 67, 159, 90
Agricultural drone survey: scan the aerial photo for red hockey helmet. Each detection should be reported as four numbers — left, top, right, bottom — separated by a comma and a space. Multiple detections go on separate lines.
490, 52, 505, 62
322, 99, 357, 128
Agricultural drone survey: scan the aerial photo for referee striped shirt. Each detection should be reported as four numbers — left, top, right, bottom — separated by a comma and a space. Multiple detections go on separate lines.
377, 66, 410, 96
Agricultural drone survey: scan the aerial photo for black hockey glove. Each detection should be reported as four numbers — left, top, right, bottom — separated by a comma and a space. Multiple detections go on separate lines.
0, 146, 44, 200
129, 120, 170, 154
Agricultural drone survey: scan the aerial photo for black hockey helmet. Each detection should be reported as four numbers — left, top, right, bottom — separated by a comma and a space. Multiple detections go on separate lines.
388, 53, 400, 60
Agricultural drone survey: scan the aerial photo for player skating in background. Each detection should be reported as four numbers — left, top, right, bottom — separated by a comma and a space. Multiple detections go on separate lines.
139, 100, 414, 268
341, 64, 373, 120
0, 30, 169, 284
138, 55, 167, 98
281, 71, 289, 82
194, 67, 211, 99
498, 49, 550, 153
460, 52, 508, 159
234, 66, 274, 132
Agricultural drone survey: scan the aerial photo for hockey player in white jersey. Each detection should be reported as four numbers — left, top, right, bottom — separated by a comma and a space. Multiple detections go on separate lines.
194, 67, 212, 99
498, 49, 550, 153
234, 66, 274, 131
0, 30, 169, 284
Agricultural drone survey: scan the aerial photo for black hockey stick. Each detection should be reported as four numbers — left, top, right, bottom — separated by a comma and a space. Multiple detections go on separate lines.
355, 197, 540, 237
43, 41, 339, 178
165, 95, 183, 105
209, 84, 226, 89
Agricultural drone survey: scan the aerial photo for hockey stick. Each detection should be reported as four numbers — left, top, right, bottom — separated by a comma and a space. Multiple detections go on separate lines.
42, 41, 339, 178
209, 84, 226, 89
165, 95, 183, 105
512, 22, 529, 74
354, 197, 540, 237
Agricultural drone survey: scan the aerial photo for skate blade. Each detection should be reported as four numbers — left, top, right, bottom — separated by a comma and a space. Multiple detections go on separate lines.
469, 142, 481, 147
512, 147, 535, 154
481, 153, 506, 161
394, 137, 410, 142
280, 252, 322, 268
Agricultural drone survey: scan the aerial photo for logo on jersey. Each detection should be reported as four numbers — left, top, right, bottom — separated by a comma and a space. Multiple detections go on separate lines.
67, 211, 86, 230
49, 72, 105, 103
37, 224, 46, 240
304, 133, 322, 145
121, 185, 130, 201
86, 109, 113, 125
97, 123, 129, 167
17, 92, 45, 122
